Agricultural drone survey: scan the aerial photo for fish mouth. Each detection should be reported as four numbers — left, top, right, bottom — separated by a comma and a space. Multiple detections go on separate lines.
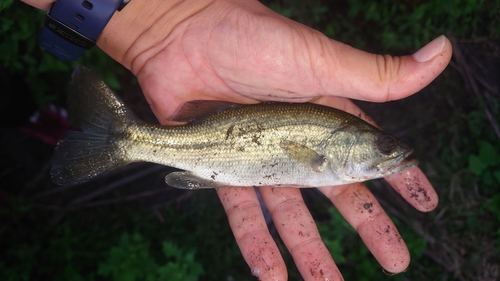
396, 156, 419, 170
378, 149, 419, 176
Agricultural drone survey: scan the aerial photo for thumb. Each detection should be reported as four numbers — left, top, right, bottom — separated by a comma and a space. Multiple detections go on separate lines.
323, 35, 452, 102
208, 15, 452, 104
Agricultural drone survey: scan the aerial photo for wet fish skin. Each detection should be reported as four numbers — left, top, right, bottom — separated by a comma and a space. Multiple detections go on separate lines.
51, 66, 418, 188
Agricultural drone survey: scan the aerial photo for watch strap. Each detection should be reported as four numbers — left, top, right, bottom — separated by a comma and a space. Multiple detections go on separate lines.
39, 0, 124, 60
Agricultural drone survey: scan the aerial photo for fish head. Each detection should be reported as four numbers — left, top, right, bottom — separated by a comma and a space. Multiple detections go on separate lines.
328, 129, 418, 182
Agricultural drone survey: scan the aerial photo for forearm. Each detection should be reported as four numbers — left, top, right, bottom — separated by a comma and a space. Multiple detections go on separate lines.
20, 0, 215, 72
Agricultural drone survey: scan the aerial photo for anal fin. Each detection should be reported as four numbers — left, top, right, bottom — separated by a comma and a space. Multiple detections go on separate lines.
165, 171, 222, 189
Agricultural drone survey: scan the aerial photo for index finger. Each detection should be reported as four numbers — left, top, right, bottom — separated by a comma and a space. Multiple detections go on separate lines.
384, 167, 438, 212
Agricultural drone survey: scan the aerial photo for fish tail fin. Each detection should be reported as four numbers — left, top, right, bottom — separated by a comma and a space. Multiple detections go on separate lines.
51, 66, 138, 185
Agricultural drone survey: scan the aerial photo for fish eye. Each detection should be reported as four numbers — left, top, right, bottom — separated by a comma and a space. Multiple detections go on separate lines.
376, 135, 397, 155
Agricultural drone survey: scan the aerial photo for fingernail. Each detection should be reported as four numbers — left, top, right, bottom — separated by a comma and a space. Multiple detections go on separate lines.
412, 35, 446, 62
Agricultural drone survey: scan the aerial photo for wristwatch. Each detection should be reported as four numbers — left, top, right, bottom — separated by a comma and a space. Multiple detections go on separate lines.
39, 0, 131, 60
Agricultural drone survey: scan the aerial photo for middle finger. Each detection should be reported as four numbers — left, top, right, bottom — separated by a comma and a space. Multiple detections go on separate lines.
259, 186, 344, 281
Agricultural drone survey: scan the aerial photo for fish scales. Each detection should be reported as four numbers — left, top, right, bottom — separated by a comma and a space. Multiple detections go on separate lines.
125, 103, 355, 187
51, 66, 418, 188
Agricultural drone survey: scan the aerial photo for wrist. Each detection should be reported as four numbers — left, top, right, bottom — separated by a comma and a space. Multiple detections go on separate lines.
23, 0, 215, 73
21, 0, 55, 11
99, 0, 215, 74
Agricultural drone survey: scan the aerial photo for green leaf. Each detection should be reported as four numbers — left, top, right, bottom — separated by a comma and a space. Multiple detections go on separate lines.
478, 141, 499, 167
468, 154, 486, 175
159, 242, 204, 281
482, 171, 495, 186
493, 170, 500, 184
98, 233, 158, 281
407, 237, 427, 259
323, 238, 346, 263
0, 0, 14, 11
488, 194, 500, 220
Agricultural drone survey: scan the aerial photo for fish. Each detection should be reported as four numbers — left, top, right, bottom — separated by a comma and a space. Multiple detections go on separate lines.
51, 66, 418, 188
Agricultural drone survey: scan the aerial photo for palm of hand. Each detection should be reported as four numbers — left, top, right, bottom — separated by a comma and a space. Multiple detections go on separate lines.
131, 2, 446, 280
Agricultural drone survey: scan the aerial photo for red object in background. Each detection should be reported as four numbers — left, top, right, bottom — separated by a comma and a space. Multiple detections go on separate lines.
20, 105, 70, 146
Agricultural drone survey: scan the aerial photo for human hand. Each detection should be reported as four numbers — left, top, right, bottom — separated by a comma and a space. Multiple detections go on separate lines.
23, 0, 451, 280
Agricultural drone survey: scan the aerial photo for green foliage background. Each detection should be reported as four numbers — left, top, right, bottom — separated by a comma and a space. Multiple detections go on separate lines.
1, 0, 499, 280
0, 0, 123, 109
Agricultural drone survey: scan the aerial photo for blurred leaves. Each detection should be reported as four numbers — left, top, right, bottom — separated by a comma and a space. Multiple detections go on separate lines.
489, 195, 500, 220
0, 1, 123, 109
0, 0, 14, 11
360, 0, 498, 49
267, 0, 499, 52
468, 141, 499, 175
98, 233, 203, 281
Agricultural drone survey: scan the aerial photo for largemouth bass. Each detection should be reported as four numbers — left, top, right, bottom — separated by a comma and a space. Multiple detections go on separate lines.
51, 66, 418, 188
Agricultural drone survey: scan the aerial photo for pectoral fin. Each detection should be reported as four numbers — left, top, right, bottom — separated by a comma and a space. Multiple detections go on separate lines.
165, 171, 222, 189
280, 140, 328, 172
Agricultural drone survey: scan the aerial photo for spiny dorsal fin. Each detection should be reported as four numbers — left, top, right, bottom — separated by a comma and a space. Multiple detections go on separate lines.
171, 100, 245, 123
280, 140, 328, 172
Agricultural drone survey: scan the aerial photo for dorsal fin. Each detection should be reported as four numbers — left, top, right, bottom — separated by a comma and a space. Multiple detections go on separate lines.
171, 100, 245, 123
